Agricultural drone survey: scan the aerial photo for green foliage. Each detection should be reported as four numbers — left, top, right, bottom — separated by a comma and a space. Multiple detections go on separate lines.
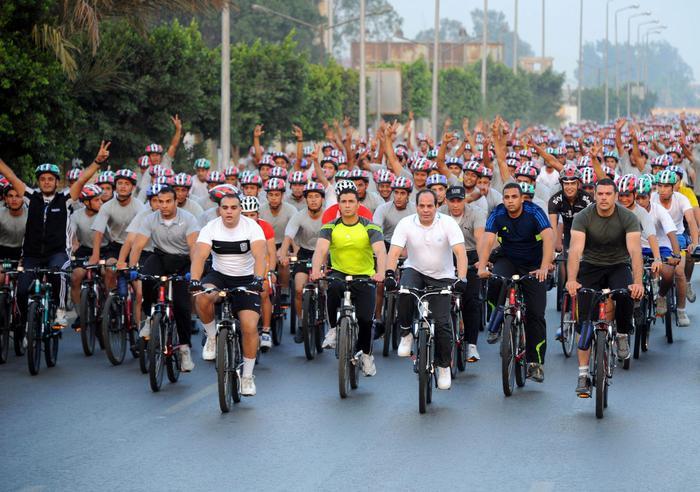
438, 68, 480, 125
524, 69, 565, 125
580, 87, 657, 122
401, 59, 431, 119
470, 9, 534, 70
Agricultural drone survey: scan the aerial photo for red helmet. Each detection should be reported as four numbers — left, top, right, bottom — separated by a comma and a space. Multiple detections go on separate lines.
209, 184, 240, 203
114, 169, 138, 185
138, 155, 151, 170
270, 166, 288, 180
80, 184, 103, 201
224, 166, 239, 178
207, 171, 225, 184
559, 164, 581, 182
617, 174, 637, 193
173, 173, 192, 188
240, 174, 263, 187
303, 181, 325, 197
264, 177, 286, 192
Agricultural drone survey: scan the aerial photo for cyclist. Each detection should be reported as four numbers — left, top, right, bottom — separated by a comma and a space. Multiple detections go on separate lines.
137, 114, 182, 192
191, 158, 212, 201
0, 142, 108, 327
199, 171, 226, 211
128, 186, 201, 373
373, 169, 395, 202
173, 173, 204, 218
349, 168, 384, 212
0, 183, 27, 261
240, 196, 277, 352
190, 191, 266, 395
475, 166, 502, 214
388, 189, 468, 390
96, 171, 115, 203
566, 177, 643, 396
310, 180, 387, 377
548, 165, 594, 253
426, 174, 449, 207
286, 171, 308, 210
477, 182, 554, 383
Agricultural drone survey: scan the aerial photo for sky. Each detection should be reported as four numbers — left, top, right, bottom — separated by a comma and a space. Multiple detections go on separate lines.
386, 0, 697, 85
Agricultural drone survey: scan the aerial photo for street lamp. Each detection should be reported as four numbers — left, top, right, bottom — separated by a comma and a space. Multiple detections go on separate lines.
513, 0, 518, 75
614, 4, 638, 118
432, 0, 440, 140
577, 0, 583, 123
481, 0, 488, 110
635, 19, 658, 96
221, 5, 230, 171
604, 0, 614, 122
642, 26, 666, 111
627, 11, 651, 117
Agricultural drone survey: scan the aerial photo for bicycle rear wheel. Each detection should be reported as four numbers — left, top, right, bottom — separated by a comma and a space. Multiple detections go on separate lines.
44, 331, 59, 367
102, 294, 126, 365
148, 314, 165, 392
217, 327, 234, 412
500, 315, 515, 396
556, 261, 565, 312
0, 293, 9, 364
166, 318, 180, 383
382, 293, 395, 357
337, 317, 351, 398
26, 303, 42, 375
560, 293, 576, 358
138, 336, 149, 374
595, 332, 607, 419
418, 328, 429, 414
79, 288, 96, 356
302, 290, 317, 360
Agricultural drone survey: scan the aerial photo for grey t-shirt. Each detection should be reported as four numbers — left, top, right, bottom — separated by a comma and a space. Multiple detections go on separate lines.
284, 209, 322, 251
372, 201, 416, 242
179, 198, 204, 219
284, 193, 307, 211
482, 188, 502, 214
71, 208, 108, 249
0, 207, 27, 248
359, 191, 385, 213
91, 197, 145, 244
448, 206, 486, 251
126, 208, 156, 253
571, 203, 641, 266
199, 207, 219, 228
137, 209, 200, 255
259, 202, 297, 245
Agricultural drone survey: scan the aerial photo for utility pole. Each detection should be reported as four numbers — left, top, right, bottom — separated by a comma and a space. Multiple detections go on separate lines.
513, 0, 518, 75
604, 0, 614, 122
327, 0, 333, 56
359, 0, 366, 137
577, 0, 583, 122
220, 4, 230, 171
431, 0, 440, 140
541, 0, 545, 58
481, 0, 488, 109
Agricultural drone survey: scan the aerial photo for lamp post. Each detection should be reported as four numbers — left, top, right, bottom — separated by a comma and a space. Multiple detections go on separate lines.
604, 0, 614, 122
540, 0, 545, 58
577, 0, 583, 123
431, 0, 440, 140
513, 0, 518, 74
220, 4, 230, 170
614, 4, 638, 118
359, 0, 366, 137
642, 27, 666, 113
627, 11, 651, 117
481, 0, 488, 109
636, 20, 658, 94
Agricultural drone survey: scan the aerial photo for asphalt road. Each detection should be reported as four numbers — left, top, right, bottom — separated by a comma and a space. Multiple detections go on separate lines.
2, 288, 700, 491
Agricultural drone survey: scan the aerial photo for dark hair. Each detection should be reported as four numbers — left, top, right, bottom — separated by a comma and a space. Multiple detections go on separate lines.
503, 182, 522, 195
415, 188, 437, 205
157, 185, 177, 199
337, 189, 359, 201
220, 193, 241, 205
596, 178, 618, 192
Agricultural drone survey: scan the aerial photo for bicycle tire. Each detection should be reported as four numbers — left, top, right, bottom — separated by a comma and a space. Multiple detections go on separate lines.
217, 327, 234, 412
556, 261, 564, 312
664, 309, 673, 344
166, 317, 180, 383
13, 306, 25, 357
500, 315, 515, 396
232, 326, 242, 404
102, 294, 126, 365
633, 302, 643, 360
289, 282, 297, 335
338, 317, 351, 398
456, 307, 466, 372
44, 331, 59, 367
560, 293, 575, 358
418, 328, 429, 414
302, 290, 316, 360
514, 320, 527, 388
314, 316, 325, 354
349, 322, 359, 390
26, 303, 42, 375
0, 293, 9, 364
79, 288, 96, 356
272, 311, 283, 346
595, 332, 607, 418
382, 293, 394, 357
138, 336, 149, 374
148, 313, 165, 392
450, 311, 459, 379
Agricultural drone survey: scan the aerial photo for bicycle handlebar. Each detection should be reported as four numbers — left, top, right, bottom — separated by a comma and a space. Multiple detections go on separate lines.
576, 287, 630, 299
193, 286, 259, 297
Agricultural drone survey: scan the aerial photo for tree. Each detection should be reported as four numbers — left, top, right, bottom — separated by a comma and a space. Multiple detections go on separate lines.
525, 69, 566, 125
438, 67, 481, 126
470, 8, 533, 70
415, 18, 469, 43
580, 87, 657, 122
400, 59, 432, 120
331, 0, 403, 58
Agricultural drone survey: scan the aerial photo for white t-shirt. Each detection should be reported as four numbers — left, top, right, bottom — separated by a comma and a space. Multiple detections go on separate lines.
391, 213, 465, 279
643, 202, 677, 249
652, 191, 692, 234
196, 216, 265, 277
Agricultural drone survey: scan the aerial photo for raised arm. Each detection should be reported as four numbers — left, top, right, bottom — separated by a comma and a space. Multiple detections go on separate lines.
292, 125, 304, 171
614, 118, 627, 157
166, 114, 183, 158
491, 117, 510, 180
253, 125, 264, 165
0, 159, 26, 196
70, 141, 110, 201
436, 131, 454, 178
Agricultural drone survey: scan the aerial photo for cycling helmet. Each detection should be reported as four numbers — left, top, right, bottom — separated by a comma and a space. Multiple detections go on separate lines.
96, 171, 115, 185
114, 169, 138, 184
79, 184, 103, 201
446, 157, 462, 168
194, 158, 211, 170
667, 145, 683, 157
67, 168, 83, 182
349, 168, 370, 182
514, 164, 538, 180
145, 143, 163, 154
270, 166, 288, 180
506, 158, 520, 169
667, 165, 684, 178
146, 183, 165, 198
138, 155, 151, 169
559, 164, 581, 182
637, 145, 650, 157
652, 155, 672, 168
259, 155, 274, 168
637, 174, 654, 195
426, 174, 448, 188
600, 165, 616, 179
412, 158, 431, 173
463, 160, 481, 173
427, 149, 439, 160
391, 176, 413, 191
518, 181, 535, 197
580, 167, 597, 185
334, 169, 351, 181
373, 169, 395, 184
288, 171, 307, 185
334, 179, 358, 196
577, 156, 591, 168
395, 146, 409, 159
264, 177, 286, 192
303, 146, 314, 157
617, 174, 637, 194
518, 149, 533, 160
224, 166, 239, 178
303, 181, 325, 197
506, 151, 520, 161
209, 184, 240, 203
321, 142, 334, 151
320, 156, 339, 169
173, 173, 192, 188
207, 171, 225, 184
35, 163, 61, 179
273, 151, 290, 164
240, 195, 260, 213
155, 175, 174, 186
480, 167, 494, 179
239, 173, 263, 187
603, 150, 619, 162
602, 138, 616, 148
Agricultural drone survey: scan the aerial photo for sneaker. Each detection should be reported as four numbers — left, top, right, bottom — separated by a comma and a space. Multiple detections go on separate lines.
179, 346, 195, 372
677, 309, 690, 327
241, 375, 256, 396
202, 336, 216, 361
260, 331, 272, 352
576, 375, 592, 397
687, 283, 696, 303
397, 333, 413, 357
656, 296, 667, 316
437, 366, 451, 389
616, 333, 630, 360
139, 317, 151, 339
554, 327, 563, 341
361, 353, 376, 376
322, 327, 336, 349
71, 316, 81, 331
53, 308, 67, 328
467, 344, 480, 362
372, 320, 385, 340
527, 362, 544, 383
486, 329, 500, 345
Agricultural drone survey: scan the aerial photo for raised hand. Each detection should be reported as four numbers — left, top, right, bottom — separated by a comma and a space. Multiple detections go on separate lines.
95, 140, 111, 164
442, 131, 454, 145
253, 124, 265, 138
171, 114, 182, 131
292, 125, 303, 141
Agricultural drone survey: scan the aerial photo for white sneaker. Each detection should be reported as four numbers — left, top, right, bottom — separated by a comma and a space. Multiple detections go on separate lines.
53, 308, 67, 327
687, 283, 696, 303
322, 327, 336, 349
260, 331, 272, 352
241, 375, 256, 396
437, 366, 451, 390
139, 317, 151, 339
179, 346, 195, 372
202, 336, 216, 361
656, 296, 667, 316
361, 353, 376, 376
397, 333, 413, 357
678, 309, 690, 327
467, 344, 480, 362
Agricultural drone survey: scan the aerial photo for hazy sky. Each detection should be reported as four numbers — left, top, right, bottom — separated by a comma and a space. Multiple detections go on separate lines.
387, 0, 696, 85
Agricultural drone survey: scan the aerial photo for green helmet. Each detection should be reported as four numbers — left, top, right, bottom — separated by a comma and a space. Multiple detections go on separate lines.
657, 169, 678, 185
35, 163, 61, 178
194, 158, 211, 170
637, 174, 653, 195
518, 181, 535, 197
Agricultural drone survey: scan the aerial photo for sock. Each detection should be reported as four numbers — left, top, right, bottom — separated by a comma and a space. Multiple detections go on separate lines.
242, 357, 255, 378
578, 365, 588, 377
262, 326, 270, 333
203, 321, 216, 338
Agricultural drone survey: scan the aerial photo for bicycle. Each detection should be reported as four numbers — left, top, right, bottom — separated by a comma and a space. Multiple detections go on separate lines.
554, 252, 567, 312
398, 285, 453, 414
267, 270, 285, 347
102, 269, 140, 365
287, 255, 305, 336
139, 272, 190, 392
381, 261, 404, 357
633, 257, 657, 361
328, 276, 374, 399
577, 287, 629, 419
300, 273, 327, 360
450, 290, 462, 377
22, 266, 67, 375
0, 259, 22, 363
559, 290, 577, 358
71, 256, 107, 357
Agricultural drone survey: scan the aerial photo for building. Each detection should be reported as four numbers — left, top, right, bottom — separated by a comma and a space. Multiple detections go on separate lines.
350, 41, 504, 69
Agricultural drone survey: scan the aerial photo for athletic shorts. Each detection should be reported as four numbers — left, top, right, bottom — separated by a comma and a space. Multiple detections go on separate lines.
292, 248, 314, 276
642, 247, 673, 259
201, 270, 261, 314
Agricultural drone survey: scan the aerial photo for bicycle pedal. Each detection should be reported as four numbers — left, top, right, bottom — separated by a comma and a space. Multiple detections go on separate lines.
577, 393, 591, 399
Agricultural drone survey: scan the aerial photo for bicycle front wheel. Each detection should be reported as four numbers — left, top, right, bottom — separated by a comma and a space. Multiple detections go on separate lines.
26, 303, 42, 375
382, 293, 395, 357
302, 290, 317, 360
418, 328, 429, 414
148, 314, 165, 392
337, 317, 351, 398
102, 294, 126, 365
500, 315, 515, 396
271, 293, 283, 346
217, 327, 234, 412
560, 293, 576, 358
79, 288, 96, 356
166, 318, 180, 383
0, 293, 9, 364
595, 332, 607, 419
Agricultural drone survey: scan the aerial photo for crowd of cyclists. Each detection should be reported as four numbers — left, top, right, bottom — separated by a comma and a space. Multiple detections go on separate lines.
2, 110, 700, 413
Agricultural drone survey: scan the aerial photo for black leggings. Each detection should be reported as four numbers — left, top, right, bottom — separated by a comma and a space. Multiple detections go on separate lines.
326, 273, 376, 354
460, 266, 483, 345
576, 262, 633, 340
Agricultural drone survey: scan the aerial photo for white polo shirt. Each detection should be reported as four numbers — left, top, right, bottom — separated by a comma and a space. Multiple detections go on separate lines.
391, 213, 464, 279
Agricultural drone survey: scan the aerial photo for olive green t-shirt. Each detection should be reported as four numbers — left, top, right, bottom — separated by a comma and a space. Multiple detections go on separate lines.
571, 203, 640, 266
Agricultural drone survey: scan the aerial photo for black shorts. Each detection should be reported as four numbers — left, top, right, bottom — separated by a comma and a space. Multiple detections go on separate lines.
201, 270, 261, 314
102, 241, 123, 260
292, 248, 314, 276
0, 245, 22, 261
